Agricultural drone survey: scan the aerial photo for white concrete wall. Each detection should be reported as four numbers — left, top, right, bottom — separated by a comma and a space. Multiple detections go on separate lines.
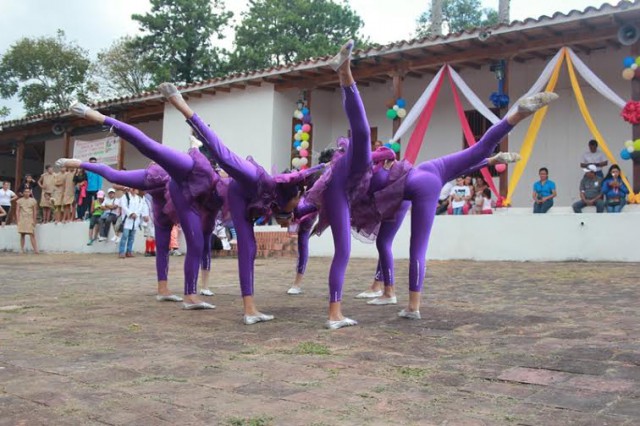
2, 209, 638, 262
162, 85, 278, 169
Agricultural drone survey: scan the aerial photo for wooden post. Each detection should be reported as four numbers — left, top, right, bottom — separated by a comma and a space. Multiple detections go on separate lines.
632, 42, 640, 192
306, 90, 313, 166
14, 139, 25, 189
392, 70, 405, 158
499, 59, 510, 197
63, 131, 71, 158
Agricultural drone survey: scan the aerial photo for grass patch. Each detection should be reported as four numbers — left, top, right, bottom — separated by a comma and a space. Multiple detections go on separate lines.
225, 415, 274, 426
398, 367, 428, 378
292, 342, 331, 355
132, 375, 188, 385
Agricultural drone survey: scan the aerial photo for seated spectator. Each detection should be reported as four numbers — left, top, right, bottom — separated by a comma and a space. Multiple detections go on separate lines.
436, 179, 454, 215
601, 164, 629, 213
0, 181, 17, 228
572, 165, 604, 213
98, 188, 119, 241
532, 167, 556, 214
87, 190, 105, 245
449, 176, 471, 215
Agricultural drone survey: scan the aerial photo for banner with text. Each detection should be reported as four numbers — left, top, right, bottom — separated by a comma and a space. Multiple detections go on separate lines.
73, 136, 120, 166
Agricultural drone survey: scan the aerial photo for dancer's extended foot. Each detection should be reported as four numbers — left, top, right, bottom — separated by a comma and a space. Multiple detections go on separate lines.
243, 312, 275, 325
325, 317, 358, 330
329, 39, 354, 71
158, 82, 181, 100
55, 158, 82, 169
489, 152, 521, 165
517, 92, 558, 115
189, 135, 203, 149
69, 101, 90, 117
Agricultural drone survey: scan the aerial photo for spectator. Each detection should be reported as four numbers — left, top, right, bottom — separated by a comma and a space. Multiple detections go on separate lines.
38, 165, 55, 223
52, 166, 65, 224
372, 140, 384, 150
111, 187, 131, 243
572, 164, 604, 213
580, 139, 608, 178
98, 188, 118, 241
449, 176, 471, 215
17, 174, 37, 197
0, 205, 6, 221
15, 187, 39, 254
480, 188, 494, 214
142, 191, 156, 257
0, 181, 17, 228
61, 167, 75, 223
532, 167, 557, 214
169, 224, 183, 256
87, 190, 105, 245
118, 188, 146, 258
85, 157, 103, 209
74, 168, 88, 220
436, 179, 454, 215
601, 164, 629, 213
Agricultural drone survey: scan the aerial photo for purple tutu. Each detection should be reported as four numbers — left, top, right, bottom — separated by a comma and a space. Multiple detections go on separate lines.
245, 157, 278, 219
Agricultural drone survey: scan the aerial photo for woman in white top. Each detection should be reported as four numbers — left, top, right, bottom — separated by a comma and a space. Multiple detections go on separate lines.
0, 181, 17, 227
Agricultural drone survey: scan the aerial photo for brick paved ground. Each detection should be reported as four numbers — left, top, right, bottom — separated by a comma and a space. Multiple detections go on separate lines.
1, 252, 639, 425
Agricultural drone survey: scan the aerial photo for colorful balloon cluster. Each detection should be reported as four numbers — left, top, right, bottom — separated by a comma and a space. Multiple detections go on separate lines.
386, 98, 407, 120
620, 139, 640, 160
291, 106, 312, 170
622, 56, 640, 80
383, 141, 401, 153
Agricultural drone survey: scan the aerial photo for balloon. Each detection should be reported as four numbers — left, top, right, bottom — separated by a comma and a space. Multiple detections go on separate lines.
621, 148, 631, 160
293, 140, 301, 148
384, 142, 393, 148
397, 108, 407, 118
628, 146, 635, 153
302, 114, 312, 124
301, 124, 311, 133
391, 142, 401, 153
634, 139, 640, 151
301, 132, 310, 141
294, 124, 302, 132
301, 107, 309, 116
625, 140, 634, 148
297, 111, 305, 119
300, 141, 309, 149
393, 105, 399, 111
396, 98, 406, 108
300, 165, 309, 170
293, 110, 301, 118
292, 158, 300, 168
636, 56, 640, 66
632, 63, 639, 70
622, 68, 635, 80
386, 109, 397, 120
294, 132, 302, 141
299, 157, 308, 166
623, 56, 635, 68
296, 145, 301, 151
385, 98, 396, 109
299, 149, 308, 157
495, 163, 507, 173
636, 68, 640, 79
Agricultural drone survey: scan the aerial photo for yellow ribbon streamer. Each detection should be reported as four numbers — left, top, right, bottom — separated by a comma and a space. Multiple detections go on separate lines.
505, 48, 566, 206
565, 52, 635, 198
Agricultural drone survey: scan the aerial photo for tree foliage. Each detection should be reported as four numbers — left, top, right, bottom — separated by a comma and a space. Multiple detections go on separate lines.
0, 30, 95, 115
130, 0, 232, 85
230, 0, 365, 73
93, 36, 154, 98
0, 106, 10, 119
416, 0, 499, 37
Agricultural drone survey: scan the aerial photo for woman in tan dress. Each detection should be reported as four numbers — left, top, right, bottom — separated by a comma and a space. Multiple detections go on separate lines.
62, 168, 75, 223
52, 169, 65, 224
16, 187, 39, 254
38, 165, 55, 223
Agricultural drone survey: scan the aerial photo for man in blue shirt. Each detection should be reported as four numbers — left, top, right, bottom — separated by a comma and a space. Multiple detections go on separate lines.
85, 157, 103, 209
532, 167, 557, 213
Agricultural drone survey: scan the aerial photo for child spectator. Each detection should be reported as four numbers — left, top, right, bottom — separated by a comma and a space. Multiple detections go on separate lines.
169, 224, 183, 256
38, 165, 55, 223
0, 181, 17, 228
74, 168, 88, 220
87, 190, 105, 245
15, 187, 39, 254
17, 174, 37, 197
480, 188, 494, 214
449, 176, 471, 215
142, 191, 156, 257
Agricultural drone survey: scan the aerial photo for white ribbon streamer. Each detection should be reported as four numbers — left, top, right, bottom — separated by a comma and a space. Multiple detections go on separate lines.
566, 47, 626, 108
447, 65, 500, 124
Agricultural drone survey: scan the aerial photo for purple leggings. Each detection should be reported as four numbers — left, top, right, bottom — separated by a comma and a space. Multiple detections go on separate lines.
323, 84, 372, 302
296, 215, 315, 274
102, 117, 215, 295
187, 113, 271, 297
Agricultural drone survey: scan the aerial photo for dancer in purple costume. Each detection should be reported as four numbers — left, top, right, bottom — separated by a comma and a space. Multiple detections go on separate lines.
160, 82, 325, 325
313, 41, 557, 321
64, 104, 224, 310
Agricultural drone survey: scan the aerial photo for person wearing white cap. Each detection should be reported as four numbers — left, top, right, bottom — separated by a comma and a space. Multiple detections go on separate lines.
98, 188, 119, 240
572, 164, 604, 213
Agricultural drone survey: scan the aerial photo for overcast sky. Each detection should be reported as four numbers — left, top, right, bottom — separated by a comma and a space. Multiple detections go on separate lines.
0, 0, 614, 119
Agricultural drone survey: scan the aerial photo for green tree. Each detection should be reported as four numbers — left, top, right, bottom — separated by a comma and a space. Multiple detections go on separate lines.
230, 0, 365, 73
0, 30, 95, 115
416, 0, 499, 37
0, 106, 10, 119
93, 36, 153, 98
130, 0, 232, 85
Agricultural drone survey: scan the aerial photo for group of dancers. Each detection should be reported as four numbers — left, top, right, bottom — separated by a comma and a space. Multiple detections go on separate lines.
57, 41, 558, 329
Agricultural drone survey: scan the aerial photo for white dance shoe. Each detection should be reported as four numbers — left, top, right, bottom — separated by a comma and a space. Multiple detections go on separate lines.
182, 301, 215, 310
55, 158, 81, 169
329, 39, 354, 71
355, 290, 383, 299
243, 312, 275, 325
367, 296, 397, 305
517, 92, 558, 114
325, 317, 358, 330
159, 82, 181, 99
490, 152, 521, 164
287, 286, 303, 295
156, 294, 183, 302
69, 101, 90, 117
398, 309, 421, 320
199, 288, 215, 296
